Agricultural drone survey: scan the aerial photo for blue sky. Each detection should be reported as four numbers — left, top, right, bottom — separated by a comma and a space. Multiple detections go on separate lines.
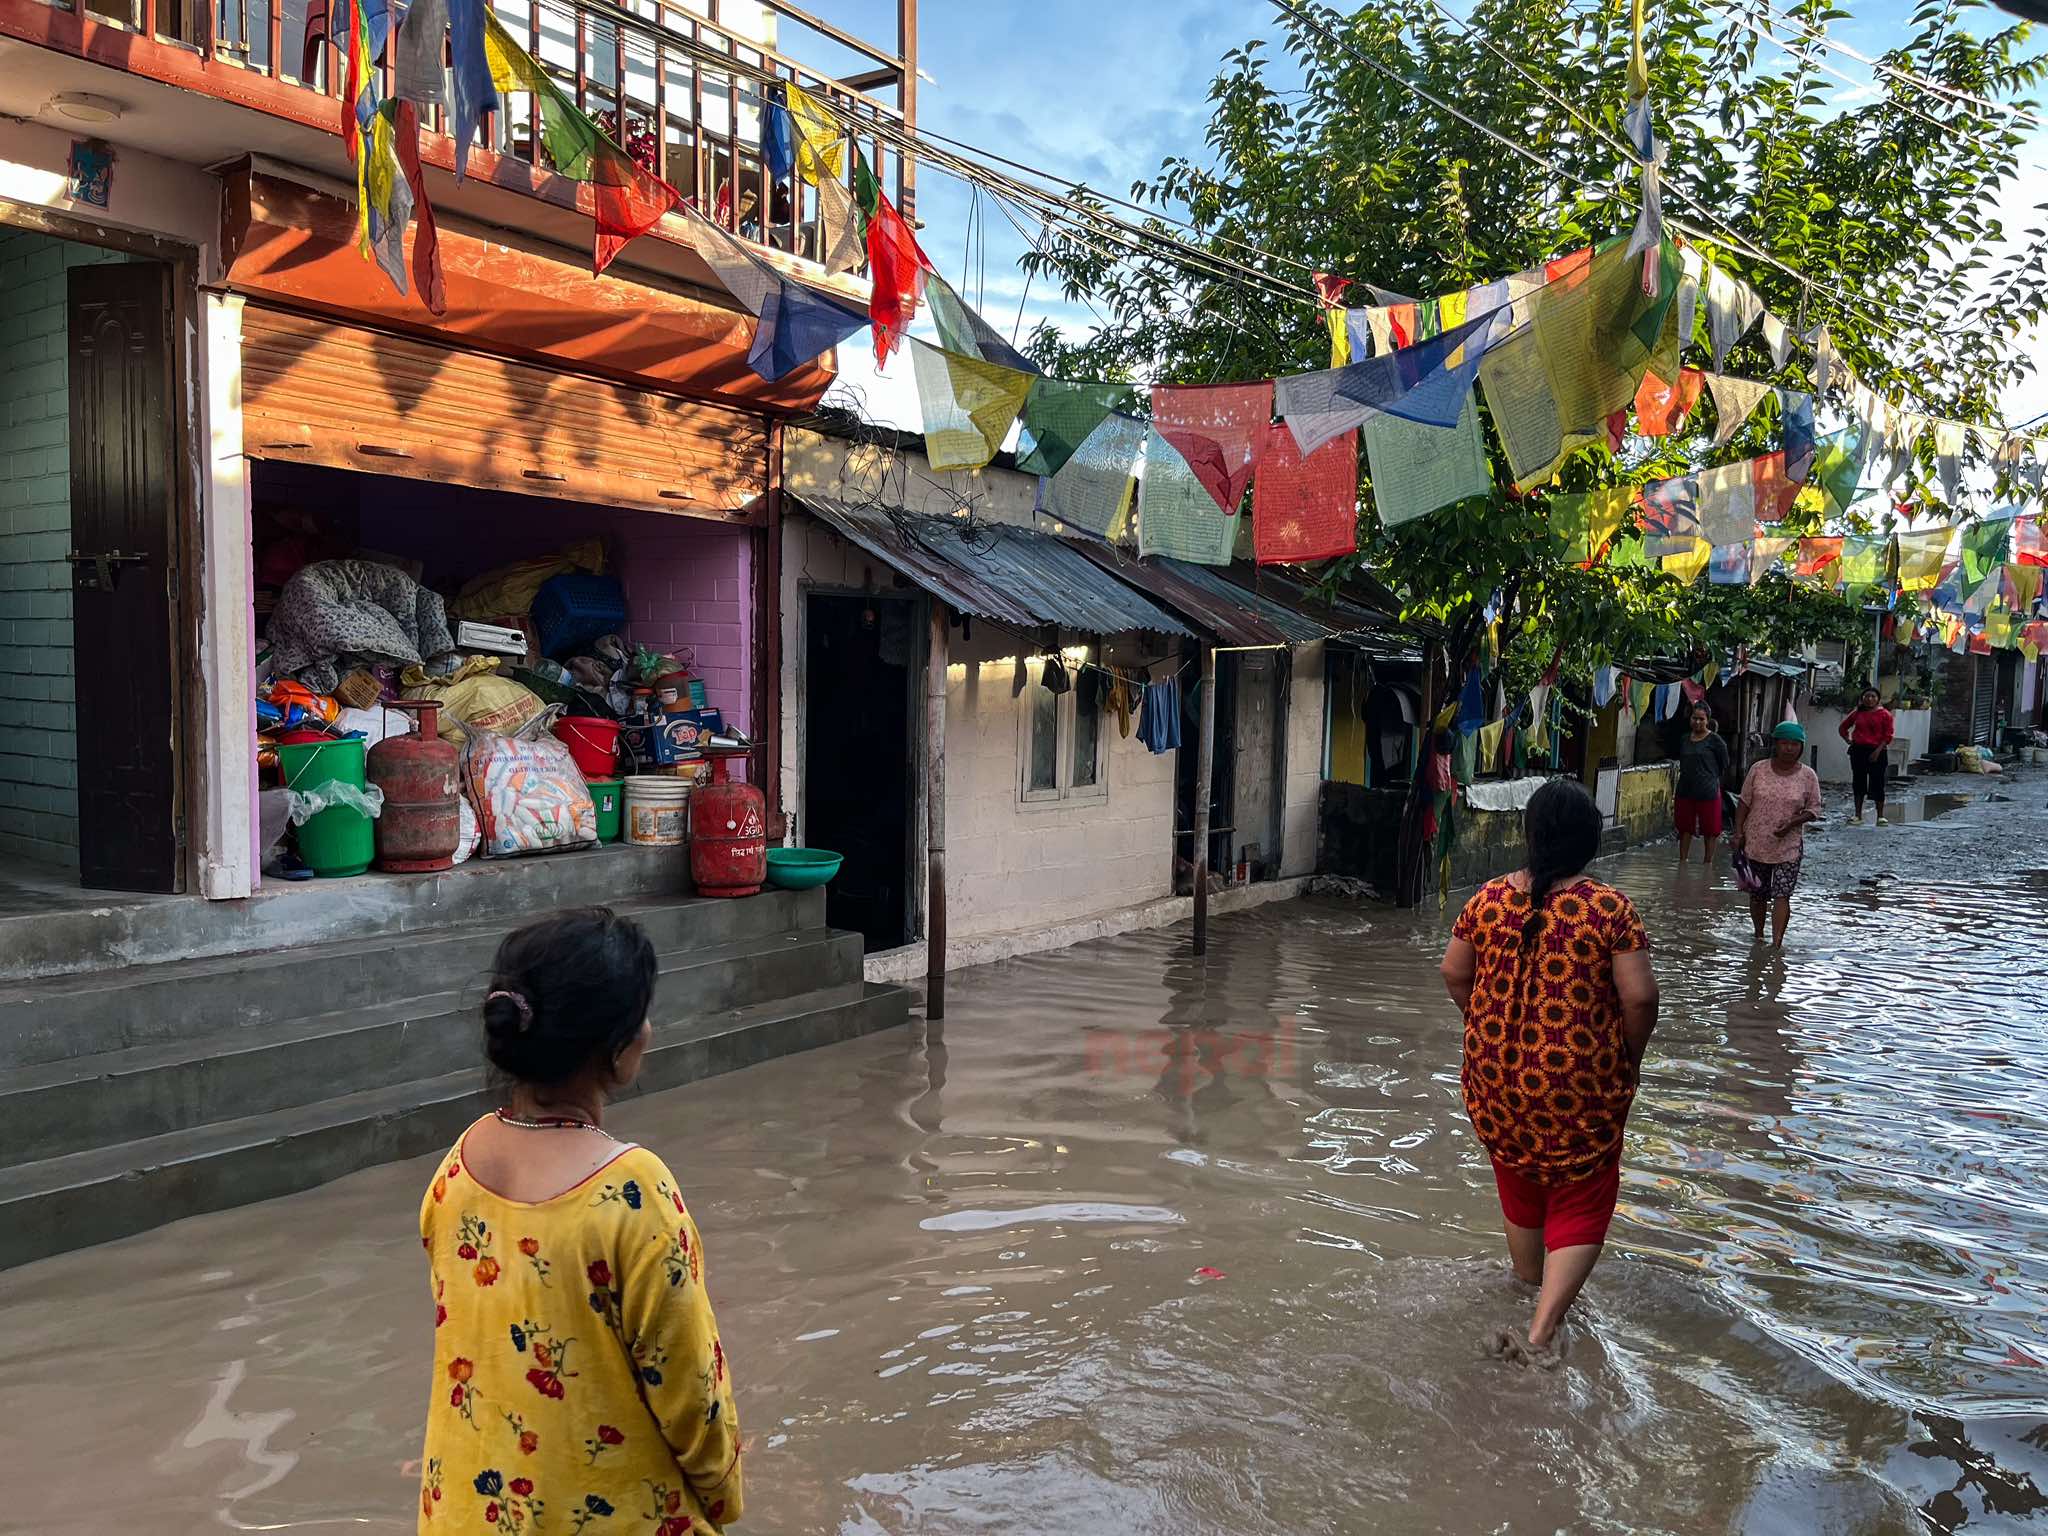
787, 0, 2047, 433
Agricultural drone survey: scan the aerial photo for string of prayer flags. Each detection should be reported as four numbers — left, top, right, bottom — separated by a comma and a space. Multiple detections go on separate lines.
1549, 485, 1635, 564
1634, 368, 1704, 436
1015, 378, 1129, 477
747, 280, 869, 383
480, 13, 679, 273
1707, 372, 1771, 447
1779, 389, 1817, 483
1896, 528, 1952, 592
1153, 381, 1273, 515
1252, 422, 1358, 564
1363, 391, 1491, 527
1697, 460, 1758, 546
1138, 431, 1240, 565
910, 340, 1032, 472
1041, 413, 1146, 538
1705, 261, 1763, 372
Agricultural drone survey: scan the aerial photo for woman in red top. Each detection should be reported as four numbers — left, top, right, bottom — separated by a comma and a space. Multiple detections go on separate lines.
1439, 780, 1661, 1363
1838, 687, 1896, 824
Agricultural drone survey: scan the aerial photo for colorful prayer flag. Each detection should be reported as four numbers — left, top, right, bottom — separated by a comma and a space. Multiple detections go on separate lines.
1362, 391, 1491, 527
1139, 431, 1240, 565
1549, 485, 1635, 565
910, 340, 1033, 472
1153, 381, 1273, 515
1254, 421, 1358, 564
863, 185, 930, 364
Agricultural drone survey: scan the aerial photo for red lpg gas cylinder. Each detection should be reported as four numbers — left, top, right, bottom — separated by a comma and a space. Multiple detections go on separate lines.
367, 700, 462, 871
689, 774, 766, 898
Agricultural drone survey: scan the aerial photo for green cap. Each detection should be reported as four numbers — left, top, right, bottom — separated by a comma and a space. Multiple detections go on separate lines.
1773, 720, 1807, 744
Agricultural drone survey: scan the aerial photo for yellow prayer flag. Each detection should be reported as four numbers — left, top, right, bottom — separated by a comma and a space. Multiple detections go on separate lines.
1661, 538, 1711, 586
1478, 719, 1506, 772
2008, 562, 2043, 613
1327, 308, 1350, 369
783, 84, 846, 187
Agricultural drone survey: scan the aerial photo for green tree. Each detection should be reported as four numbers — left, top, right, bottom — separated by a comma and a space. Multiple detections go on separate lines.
1021, 0, 2043, 899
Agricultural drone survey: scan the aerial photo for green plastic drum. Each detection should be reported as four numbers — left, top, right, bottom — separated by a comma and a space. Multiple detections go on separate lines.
279, 737, 375, 878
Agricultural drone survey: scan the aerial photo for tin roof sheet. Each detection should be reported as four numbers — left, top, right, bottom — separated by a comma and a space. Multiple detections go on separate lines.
797, 497, 1193, 638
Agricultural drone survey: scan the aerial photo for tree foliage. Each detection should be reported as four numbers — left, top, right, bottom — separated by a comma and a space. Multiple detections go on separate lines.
1019, 0, 2045, 682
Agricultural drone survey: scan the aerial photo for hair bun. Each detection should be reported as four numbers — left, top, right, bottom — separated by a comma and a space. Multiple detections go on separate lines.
482, 989, 534, 1040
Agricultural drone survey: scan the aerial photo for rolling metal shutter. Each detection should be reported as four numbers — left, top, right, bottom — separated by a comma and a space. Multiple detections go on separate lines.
1973, 655, 1997, 743
239, 306, 767, 519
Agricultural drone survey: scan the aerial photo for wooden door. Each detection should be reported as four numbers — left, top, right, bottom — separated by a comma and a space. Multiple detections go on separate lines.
69, 261, 181, 892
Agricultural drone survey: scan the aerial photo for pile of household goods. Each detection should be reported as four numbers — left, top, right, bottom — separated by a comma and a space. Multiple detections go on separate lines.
252, 536, 758, 887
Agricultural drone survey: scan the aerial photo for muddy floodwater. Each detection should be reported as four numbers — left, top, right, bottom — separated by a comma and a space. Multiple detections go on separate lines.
4, 779, 2048, 1534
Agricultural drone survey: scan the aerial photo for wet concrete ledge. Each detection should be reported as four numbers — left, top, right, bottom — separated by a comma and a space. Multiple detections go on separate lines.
863, 878, 1312, 983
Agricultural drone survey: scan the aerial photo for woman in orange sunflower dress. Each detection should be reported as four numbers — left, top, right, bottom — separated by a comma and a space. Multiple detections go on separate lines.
1439, 780, 1660, 1359
418, 910, 743, 1534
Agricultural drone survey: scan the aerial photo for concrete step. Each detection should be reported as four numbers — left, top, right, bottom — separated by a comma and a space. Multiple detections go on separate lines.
0, 980, 910, 1270
0, 925, 863, 1165
0, 843, 697, 983
0, 888, 825, 1070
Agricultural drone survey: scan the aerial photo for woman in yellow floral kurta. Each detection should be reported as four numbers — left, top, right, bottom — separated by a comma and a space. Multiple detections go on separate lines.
417, 910, 741, 1535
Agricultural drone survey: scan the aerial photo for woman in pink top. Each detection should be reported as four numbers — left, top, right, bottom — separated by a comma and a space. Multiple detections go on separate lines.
1734, 721, 1824, 946
1838, 687, 1896, 824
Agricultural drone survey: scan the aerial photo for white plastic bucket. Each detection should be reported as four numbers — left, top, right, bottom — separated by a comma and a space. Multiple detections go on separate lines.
624, 775, 689, 847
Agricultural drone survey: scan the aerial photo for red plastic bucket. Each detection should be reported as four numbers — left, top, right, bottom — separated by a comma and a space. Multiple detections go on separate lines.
552, 716, 621, 779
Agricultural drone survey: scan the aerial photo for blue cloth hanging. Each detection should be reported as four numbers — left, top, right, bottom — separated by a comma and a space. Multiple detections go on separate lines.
760, 81, 796, 183
1456, 663, 1486, 732
447, 0, 498, 182
746, 281, 871, 382
1138, 677, 1182, 755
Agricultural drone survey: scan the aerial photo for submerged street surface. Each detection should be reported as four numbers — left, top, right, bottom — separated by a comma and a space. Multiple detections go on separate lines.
2, 776, 2045, 1534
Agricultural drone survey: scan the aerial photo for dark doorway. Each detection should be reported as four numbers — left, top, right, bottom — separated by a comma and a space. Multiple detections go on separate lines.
68, 261, 181, 893
1175, 646, 1234, 890
803, 592, 919, 952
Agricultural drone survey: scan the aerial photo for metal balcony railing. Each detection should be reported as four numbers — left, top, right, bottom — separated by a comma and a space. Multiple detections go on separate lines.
53, 0, 908, 264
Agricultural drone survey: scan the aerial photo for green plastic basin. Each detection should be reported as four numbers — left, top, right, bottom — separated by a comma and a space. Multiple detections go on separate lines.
765, 847, 843, 889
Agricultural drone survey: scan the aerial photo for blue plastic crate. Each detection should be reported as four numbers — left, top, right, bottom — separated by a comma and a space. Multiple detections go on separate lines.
532, 573, 627, 659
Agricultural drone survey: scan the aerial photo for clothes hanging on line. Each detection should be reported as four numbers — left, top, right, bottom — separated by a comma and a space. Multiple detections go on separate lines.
1138, 677, 1183, 755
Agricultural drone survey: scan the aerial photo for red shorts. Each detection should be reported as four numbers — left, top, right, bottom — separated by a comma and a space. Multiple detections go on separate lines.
1674, 795, 1723, 837
1491, 1157, 1623, 1251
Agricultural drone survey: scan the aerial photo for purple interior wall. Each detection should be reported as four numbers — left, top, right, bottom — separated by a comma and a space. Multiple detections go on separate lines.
254, 463, 754, 732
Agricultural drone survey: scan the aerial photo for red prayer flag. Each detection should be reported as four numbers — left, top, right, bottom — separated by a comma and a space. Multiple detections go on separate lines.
1606, 408, 1628, 453
1153, 381, 1273, 516
1253, 421, 1357, 565
1796, 536, 1843, 579
866, 189, 930, 364
393, 103, 446, 316
1546, 246, 1592, 281
1313, 272, 1351, 308
342, 0, 366, 160
1635, 367, 1704, 436
1751, 450, 1797, 521
590, 145, 681, 276
1388, 303, 1415, 347
2013, 516, 2047, 569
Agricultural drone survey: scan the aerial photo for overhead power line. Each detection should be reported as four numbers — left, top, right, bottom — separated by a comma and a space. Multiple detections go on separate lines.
1752, 0, 2045, 129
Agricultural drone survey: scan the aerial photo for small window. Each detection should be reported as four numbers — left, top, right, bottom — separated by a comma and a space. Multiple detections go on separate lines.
1027, 667, 1060, 795
1020, 650, 1113, 805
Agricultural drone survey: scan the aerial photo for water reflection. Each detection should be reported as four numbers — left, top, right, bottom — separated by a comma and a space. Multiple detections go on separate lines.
0, 786, 2044, 1533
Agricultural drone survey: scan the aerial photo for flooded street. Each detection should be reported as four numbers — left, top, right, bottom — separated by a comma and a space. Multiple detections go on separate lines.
4, 777, 2047, 1535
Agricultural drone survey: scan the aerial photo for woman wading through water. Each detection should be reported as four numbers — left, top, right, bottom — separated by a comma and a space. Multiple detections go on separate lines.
1440, 780, 1661, 1364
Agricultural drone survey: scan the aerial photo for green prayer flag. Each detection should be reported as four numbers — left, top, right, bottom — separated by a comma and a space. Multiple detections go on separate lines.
1015, 378, 1130, 477
1363, 390, 1492, 526
1138, 430, 1238, 564
1962, 519, 2012, 586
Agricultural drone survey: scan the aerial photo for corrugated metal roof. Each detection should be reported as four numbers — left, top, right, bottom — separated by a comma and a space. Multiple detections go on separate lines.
1159, 560, 1344, 644
1071, 545, 1294, 647
795, 496, 1192, 638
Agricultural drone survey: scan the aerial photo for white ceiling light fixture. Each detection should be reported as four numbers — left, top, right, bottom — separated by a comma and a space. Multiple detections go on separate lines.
50, 92, 124, 125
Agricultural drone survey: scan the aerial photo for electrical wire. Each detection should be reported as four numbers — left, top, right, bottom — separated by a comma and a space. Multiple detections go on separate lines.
1750, 0, 2045, 129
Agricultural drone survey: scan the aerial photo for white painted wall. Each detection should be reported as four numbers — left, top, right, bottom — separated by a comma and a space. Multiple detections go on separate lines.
781, 509, 1181, 951
0, 116, 222, 271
